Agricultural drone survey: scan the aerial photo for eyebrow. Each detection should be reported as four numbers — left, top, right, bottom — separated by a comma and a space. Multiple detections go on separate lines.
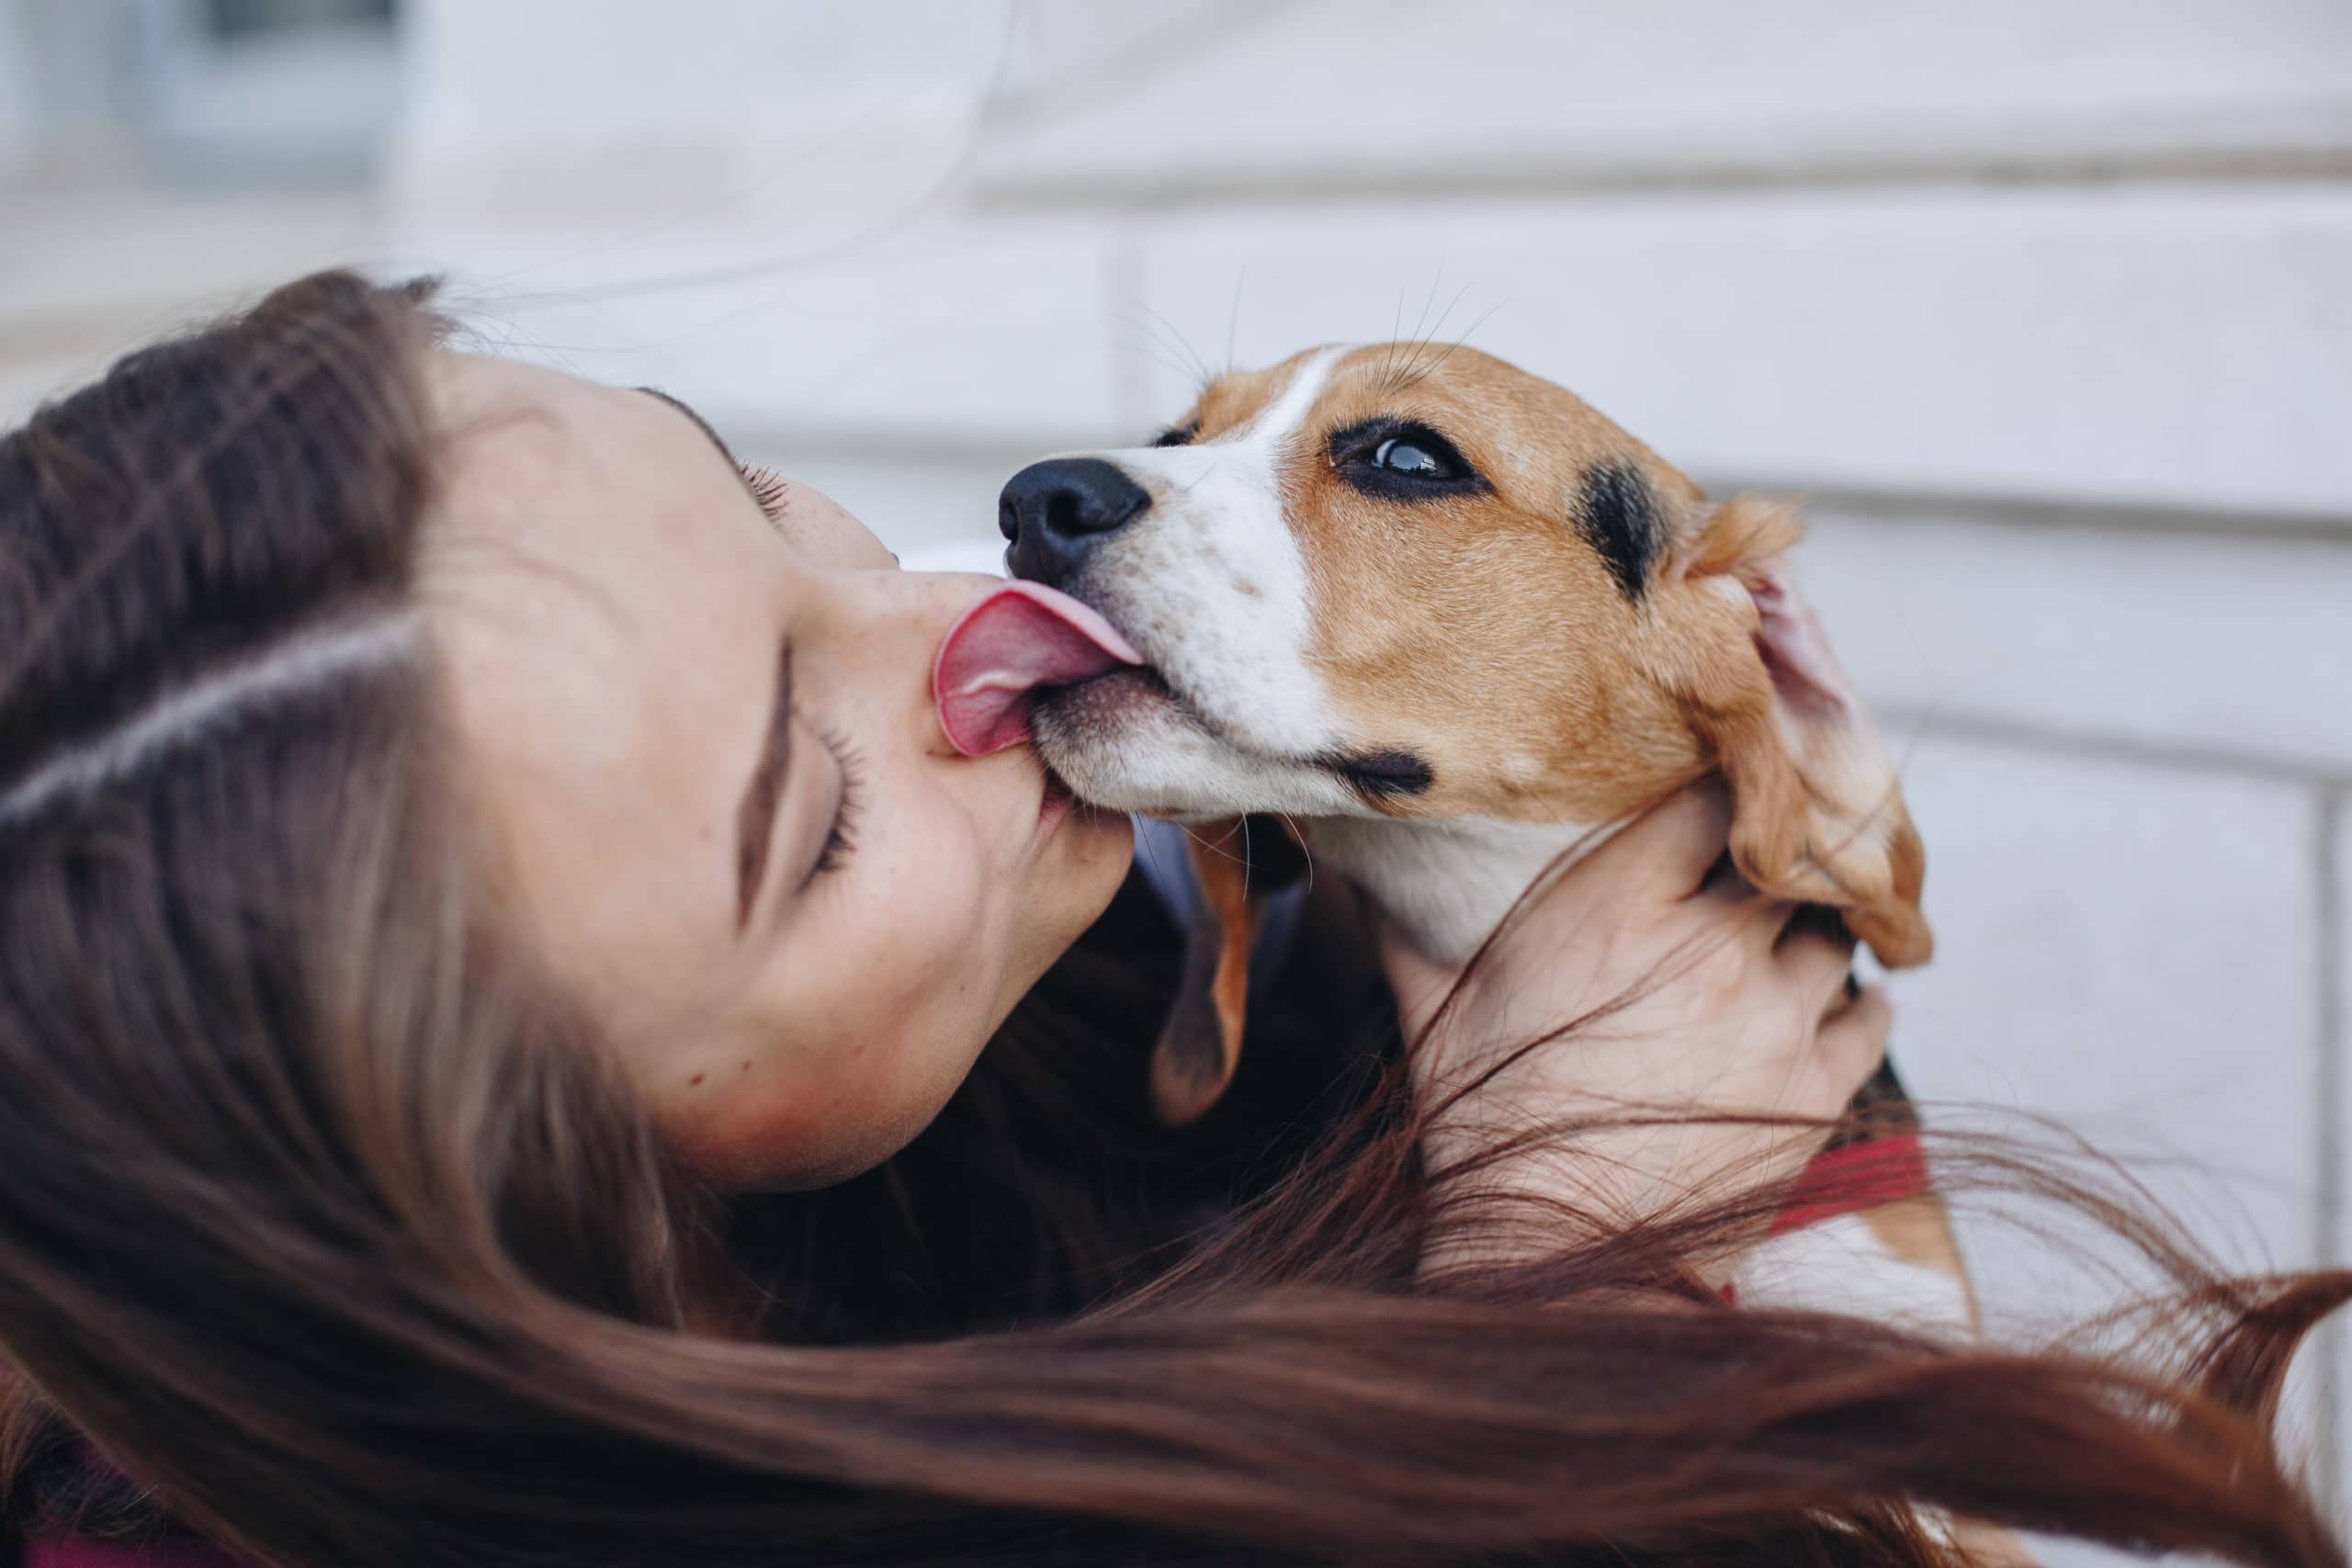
634, 386, 773, 513
732, 636, 796, 929
631, 386, 799, 926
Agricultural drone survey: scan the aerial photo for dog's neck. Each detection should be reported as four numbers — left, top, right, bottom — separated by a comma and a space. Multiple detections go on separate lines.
1304, 814, 1615, 964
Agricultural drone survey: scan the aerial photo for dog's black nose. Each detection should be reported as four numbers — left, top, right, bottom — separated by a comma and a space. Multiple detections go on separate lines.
1000, 457, 1150, 584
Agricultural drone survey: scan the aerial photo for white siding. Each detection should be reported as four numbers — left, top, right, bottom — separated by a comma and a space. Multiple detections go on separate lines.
978, 0, 2352, 194
1128, 190, 2352, 516
1796, 510, 2352, 772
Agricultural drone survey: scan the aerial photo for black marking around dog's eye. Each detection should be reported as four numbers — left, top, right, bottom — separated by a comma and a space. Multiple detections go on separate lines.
1151, 422, 1199, 448
1576, 462, 1667, 600
1324, 746, 1435, 803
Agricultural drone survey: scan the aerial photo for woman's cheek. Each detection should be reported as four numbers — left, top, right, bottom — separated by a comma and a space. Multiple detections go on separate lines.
865, 815, 994, 999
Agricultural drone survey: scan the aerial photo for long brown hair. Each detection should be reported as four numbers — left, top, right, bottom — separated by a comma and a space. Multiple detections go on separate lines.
0, 270, 2342, 1567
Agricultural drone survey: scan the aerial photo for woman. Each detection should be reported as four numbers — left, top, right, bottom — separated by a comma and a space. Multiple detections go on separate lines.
0, 271, 2339, 1567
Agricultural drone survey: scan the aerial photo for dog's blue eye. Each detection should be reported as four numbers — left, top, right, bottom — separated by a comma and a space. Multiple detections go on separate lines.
1374, 437, 1444, 477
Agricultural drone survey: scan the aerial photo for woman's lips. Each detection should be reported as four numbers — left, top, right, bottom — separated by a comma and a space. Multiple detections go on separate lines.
933, 581, 1143, 756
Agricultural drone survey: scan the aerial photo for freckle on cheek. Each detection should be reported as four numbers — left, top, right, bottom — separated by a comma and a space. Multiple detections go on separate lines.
689, 1073, 706, 1087
740, 1060, 752, 1073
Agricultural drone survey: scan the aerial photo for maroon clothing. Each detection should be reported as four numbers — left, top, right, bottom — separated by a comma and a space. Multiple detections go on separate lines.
24, 1542, 246, 1568
12, 1442, 253, 1568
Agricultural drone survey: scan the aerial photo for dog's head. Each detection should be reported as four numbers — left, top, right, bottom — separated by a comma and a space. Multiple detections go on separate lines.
1004, 344, 1928, 1117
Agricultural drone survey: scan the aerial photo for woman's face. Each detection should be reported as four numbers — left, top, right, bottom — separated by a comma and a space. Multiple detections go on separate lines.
419, 354, 1133, 1189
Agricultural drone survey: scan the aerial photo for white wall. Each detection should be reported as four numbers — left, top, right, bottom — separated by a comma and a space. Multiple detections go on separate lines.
0, 3, 33, 175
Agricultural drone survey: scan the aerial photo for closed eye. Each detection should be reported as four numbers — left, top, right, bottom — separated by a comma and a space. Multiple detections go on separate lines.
1150, 422, 1199, 448
799, 723, 864, 888
738, 462, 790, 526
1326, 417, 1489, 502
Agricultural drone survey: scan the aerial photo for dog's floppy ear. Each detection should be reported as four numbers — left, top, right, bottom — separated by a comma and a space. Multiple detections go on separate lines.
1150, 817, 1306, 1124
1645, 495, 1932, 967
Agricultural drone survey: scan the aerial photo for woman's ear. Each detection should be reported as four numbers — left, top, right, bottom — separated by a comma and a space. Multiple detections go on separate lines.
1644, 496, 1932, 968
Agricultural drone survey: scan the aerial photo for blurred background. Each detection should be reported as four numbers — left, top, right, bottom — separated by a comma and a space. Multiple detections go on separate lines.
3, 0, 2348, 1549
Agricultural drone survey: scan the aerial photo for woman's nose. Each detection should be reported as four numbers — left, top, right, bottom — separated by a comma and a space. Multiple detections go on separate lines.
828, 568, 1009, 754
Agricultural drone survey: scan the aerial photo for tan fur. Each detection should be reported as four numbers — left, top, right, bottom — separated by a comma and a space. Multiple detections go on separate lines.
1149, 818, 1261, 1125
1860, 1195, 1982, 1332
1163, 344, 1930, 970
1635, 499, 1932, 966
1284, 348, 1702, 826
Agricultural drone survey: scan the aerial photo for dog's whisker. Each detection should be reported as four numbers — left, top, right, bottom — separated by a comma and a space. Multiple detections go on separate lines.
1116, 331, 1204, 391
1126, 346, 1201, 390
1114, 304, 1182, 357
1396, 285, 1476, 390
1396, 301, 1506, 392
1141, 306, 1216, 391
1118, 310, 1221, 396
1117, 317, 1213, 394
1272, 811, 1317, 898
1384, 287, 1411, 393
1177, 823, 1255, 870
1405, 270, 1444, 372
1385, 272, 1452, 394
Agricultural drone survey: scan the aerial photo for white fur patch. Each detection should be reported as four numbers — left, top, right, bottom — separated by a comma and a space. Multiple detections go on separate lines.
1730, 1213, 1974, 1338
1310, 814, 1606, 964
1034, 347, 1371, 818
1070, 347, 1346, 751
1034, 672, 1365, 819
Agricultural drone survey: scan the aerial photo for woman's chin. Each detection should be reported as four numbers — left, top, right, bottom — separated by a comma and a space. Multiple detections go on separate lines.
1067, 802, 1136, 902
1021, 806, 1135, 969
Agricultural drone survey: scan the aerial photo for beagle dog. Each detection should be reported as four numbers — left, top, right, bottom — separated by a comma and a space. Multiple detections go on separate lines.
935, 343, 1968, 1332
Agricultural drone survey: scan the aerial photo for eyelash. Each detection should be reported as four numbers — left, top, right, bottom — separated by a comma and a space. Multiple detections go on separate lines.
739, 462, 790, 524
805, 723, 864, 884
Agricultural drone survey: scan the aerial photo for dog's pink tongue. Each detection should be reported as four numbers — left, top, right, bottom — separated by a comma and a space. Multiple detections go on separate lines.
933, 581, 1143, 756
